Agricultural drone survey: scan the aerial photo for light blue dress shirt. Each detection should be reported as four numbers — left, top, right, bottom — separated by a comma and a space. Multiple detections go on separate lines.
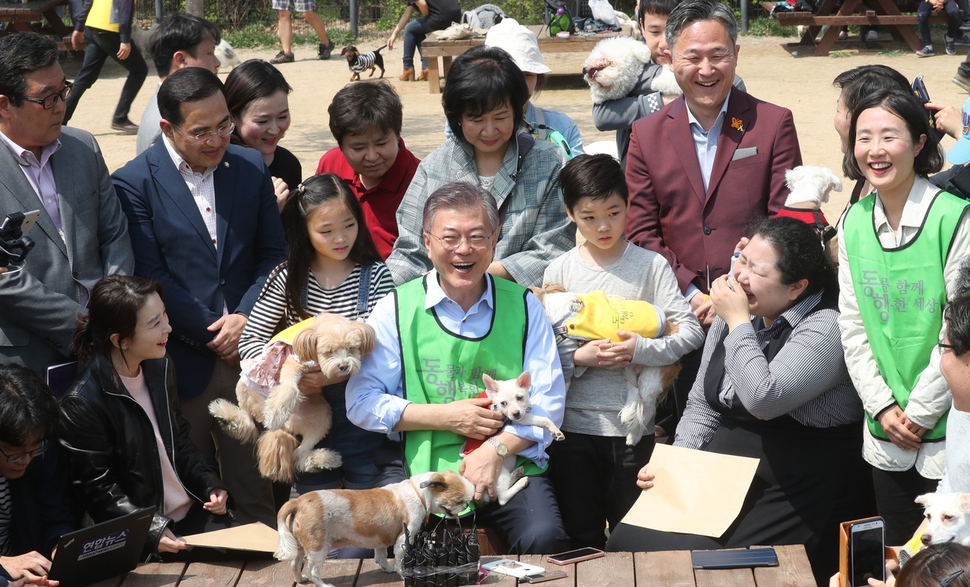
345, 270, 566, 467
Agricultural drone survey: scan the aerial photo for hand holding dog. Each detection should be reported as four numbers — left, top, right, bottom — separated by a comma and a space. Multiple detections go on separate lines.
711, 275, 750, 330
203, 489, 229, 515
296, 369, 349, 395
594, 332, 637, 367
877, 405, 924, 451
157, 529, 189, 554
441, 397, 505, 439
459, 443, 504, 503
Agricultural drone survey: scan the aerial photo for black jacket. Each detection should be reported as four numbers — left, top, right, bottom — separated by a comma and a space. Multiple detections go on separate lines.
58, 355, 225, 553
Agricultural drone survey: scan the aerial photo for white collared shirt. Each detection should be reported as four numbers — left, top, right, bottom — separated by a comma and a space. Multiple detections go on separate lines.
686, 92, 732, 194
162, 135, 219, 250
0, 129, 64, 242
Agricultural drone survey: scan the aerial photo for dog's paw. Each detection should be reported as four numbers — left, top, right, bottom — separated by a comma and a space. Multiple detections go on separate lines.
208, 399, 258, 443
618, 402, 639, 427
303, 449, 342, 471
551, 429, 565, 441
625, 432, 642, 447
510, 465, 525, 484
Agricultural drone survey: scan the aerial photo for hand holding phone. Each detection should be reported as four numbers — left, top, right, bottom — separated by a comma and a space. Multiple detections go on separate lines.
546, 547, 605, 565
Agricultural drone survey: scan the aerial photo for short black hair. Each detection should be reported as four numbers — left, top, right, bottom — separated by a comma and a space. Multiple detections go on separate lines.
843, 88, 944, 180
225, 59, 291, 146
638, 0, 680, 25
0, 364, 59, 447
149, 14, 220, 77
559, 154, 628, 211
833, 65, 910, 114
328, 81, 404, 146
442, 45, 528, 147
158, 67, 225, 127
0, 33, 59, 106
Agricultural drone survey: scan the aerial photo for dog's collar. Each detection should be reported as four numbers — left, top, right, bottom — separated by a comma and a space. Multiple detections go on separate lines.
409, 478, 429, 523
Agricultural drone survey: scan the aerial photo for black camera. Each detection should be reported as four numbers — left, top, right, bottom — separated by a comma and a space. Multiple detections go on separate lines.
0, 211, 37, 268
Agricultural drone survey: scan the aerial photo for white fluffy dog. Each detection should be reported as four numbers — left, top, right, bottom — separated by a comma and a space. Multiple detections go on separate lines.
916, 493, 970, 546
209, 312, 375, 482
785, 165, 843, 208
215, 39, 242, 69
532, 286, 680, 446
276, 470, 475, 587
583, 37, 652, 104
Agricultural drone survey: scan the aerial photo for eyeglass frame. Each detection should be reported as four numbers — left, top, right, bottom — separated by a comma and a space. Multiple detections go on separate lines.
940, 568, 965, 587
939, 332, 958, 353
21, 82, 73, 110
172, 120, 235, 143
0, 438, 48, 464
425, 231, 493, 252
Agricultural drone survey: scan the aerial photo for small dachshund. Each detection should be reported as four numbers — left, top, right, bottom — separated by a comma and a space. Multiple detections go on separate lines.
340, 45, 385, 82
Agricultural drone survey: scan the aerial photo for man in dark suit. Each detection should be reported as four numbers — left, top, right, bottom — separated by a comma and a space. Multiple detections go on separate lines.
113, 67, 286, 526
0, 32, 133, 375
625, 0, 801, 327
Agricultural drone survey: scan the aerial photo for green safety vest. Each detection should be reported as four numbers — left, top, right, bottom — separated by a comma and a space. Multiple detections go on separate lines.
843, 190, 969, 442
396, 274, 546, 485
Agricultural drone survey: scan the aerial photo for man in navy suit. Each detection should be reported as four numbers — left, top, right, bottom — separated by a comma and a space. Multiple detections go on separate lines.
113, 67, 286, 526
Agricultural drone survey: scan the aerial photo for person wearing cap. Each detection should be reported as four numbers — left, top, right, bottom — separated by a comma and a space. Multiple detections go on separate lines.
928, 96, 970, 199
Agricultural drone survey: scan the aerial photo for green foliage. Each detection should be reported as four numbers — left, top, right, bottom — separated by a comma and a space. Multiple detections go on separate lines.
499, 0, 546, 25
743, 15, 799, 37
224, 24, 278, 48
878, 49, 907, 56
831, 50, 851, 57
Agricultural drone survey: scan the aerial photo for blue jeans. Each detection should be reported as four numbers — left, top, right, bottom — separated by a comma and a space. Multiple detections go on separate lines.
64, 27, 148, 124
918, 0, 961, 45
403, 16, 434, 70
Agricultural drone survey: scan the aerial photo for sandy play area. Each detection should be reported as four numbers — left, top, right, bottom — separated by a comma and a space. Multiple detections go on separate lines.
59, 31, 970, 220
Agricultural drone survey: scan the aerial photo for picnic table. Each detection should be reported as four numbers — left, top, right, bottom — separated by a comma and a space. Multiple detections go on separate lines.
0, 0, 75, 52
420, 25, 632, 94
769, 0, 947, 56
94, 545, 816, 586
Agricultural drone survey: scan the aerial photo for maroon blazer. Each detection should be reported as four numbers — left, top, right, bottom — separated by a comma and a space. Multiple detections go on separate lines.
625, 88, 801, 294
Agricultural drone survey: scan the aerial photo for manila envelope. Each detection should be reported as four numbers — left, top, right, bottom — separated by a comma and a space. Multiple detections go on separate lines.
182, 522, 279, 552
620, 444, 759, 538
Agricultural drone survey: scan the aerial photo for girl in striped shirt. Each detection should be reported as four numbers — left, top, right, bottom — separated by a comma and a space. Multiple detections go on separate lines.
239, 173, 394, 494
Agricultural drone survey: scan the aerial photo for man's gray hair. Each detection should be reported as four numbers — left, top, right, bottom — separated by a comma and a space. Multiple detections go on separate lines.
422, 182, 501, 235
665, 0, 738, 51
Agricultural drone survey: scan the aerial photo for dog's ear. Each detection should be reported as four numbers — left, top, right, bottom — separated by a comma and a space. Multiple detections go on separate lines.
516, 371, 531, 390
528, 286, 545, 302
545, 283, 566, 294
959, 494, 970, 512
292, 326, 318, 363
483, 373, 498, 392
352, 322, 377, 355
915, 493, 934, 508
420, 472, 447, 491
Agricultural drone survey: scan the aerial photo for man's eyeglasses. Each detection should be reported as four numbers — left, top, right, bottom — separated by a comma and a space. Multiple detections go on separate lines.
939, 569, 965, 587
22, 82, 72, 110
174, 121, 235, 143
939, 334, 957, 352
426, 232, 491, 251
0, 439, 48, 464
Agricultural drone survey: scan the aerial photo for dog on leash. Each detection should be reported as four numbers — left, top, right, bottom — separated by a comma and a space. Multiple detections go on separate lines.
209, 312, 375, 482
915, 493, 970, 546
465, 371, 565, 506
340, 45, 385, 81
532, 285, 681, 446
276, 470, 475, 586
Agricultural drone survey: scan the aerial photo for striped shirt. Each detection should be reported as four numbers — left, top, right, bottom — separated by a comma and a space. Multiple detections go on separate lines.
238, 262, 394, 361
675, 290, 864, 450
0, 475, 11, 556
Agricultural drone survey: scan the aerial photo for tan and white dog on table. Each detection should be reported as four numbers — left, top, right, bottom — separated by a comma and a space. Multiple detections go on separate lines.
532, 286, 680, 446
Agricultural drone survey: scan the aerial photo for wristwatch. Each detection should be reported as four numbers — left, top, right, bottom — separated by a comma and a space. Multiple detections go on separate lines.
487, 437, 509, 458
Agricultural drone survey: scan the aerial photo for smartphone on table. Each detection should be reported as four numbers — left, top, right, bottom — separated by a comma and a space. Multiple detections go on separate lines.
546, 547, 605, 565
850, 517, 886, 587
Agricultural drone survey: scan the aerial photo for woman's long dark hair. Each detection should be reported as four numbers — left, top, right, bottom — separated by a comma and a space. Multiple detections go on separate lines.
749, 217, 839, 305
277, 174, 380, 321
224, 59, 291, 147
73, 275, 164, 369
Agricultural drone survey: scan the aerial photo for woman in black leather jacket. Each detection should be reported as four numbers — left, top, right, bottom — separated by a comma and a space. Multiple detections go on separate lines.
59, 275, 231, 557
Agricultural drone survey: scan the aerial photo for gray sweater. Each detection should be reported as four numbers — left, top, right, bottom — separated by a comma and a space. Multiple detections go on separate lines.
542, 243, 704, 436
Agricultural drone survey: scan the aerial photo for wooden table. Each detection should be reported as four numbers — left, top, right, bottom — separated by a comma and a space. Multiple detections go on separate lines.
771, 0, 945, 55
420, 25, 631, 94
0, 0, 75, 51
98, 545, 816, 586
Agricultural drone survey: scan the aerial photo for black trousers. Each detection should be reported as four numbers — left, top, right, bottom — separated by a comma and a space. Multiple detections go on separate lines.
871, 466, 938, 546
64, 27, 148, 124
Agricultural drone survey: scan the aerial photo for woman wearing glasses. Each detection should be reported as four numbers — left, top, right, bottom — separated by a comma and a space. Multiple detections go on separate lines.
59, 276, 235, 559
385, 44, 574, 288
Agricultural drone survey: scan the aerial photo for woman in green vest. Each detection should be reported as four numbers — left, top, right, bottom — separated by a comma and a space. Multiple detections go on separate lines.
838, 88, 970, 545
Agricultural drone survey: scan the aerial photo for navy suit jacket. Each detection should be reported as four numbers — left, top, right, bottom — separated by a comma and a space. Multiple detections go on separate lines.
112, 139, 286, 399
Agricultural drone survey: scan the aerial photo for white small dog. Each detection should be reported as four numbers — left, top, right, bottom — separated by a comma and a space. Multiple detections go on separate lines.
276, 470, 475, 587
583, 36, 652, 104
915, 492, 970, 546
209, 312, 375, 482
215, 39, 242, 69
785, 165, 842, 208
473, 371, 564, 506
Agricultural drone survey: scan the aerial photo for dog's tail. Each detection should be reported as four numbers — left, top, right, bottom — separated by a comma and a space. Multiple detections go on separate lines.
374, 45, 385, 53
275, 498, 300, 561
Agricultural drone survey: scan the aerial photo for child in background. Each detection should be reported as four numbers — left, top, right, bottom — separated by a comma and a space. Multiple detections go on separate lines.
915, 0, 968, 57
238, 174, 394, 494
542, 154, 704, 549
317, 82, 419, 261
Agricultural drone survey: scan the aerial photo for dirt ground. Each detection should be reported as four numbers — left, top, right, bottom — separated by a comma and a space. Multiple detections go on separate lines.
60, 30, 970, 220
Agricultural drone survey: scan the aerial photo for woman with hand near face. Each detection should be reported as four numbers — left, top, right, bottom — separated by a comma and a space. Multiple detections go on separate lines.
606, 218, 870, 585
838, 88, 970, 547
225, 59, 301, 213
385, 44, 574, 288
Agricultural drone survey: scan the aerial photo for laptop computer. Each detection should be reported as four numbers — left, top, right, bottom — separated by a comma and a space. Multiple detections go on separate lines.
48, 506, 156, 587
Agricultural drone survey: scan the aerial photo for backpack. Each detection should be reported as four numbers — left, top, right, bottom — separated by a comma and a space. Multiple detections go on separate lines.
544, 0, 576, 34
461, 4, 506, 29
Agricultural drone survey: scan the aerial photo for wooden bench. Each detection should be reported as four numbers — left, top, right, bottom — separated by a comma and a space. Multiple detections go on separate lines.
0, 0, 75, 52
100, 545, 817, 586
420, 24, 632, 94
767, 0, 951, 55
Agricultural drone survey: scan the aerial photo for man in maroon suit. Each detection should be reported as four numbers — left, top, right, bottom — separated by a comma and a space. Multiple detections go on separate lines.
625, 0, 801, 328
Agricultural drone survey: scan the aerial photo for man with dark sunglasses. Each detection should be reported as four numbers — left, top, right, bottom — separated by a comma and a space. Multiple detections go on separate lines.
0, 364, 77, 586
0, 32, 133, 376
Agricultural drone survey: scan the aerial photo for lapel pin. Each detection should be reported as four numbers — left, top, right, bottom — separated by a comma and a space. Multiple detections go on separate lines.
224, 161, 230, 168
731, 117, 744, 132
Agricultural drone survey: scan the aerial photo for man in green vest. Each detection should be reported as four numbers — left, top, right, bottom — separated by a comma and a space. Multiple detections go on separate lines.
347, 182, 570, 553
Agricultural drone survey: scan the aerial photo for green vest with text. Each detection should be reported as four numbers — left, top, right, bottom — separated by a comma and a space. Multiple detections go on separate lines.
843, 190, 969, 442
396, 275, 545, 481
